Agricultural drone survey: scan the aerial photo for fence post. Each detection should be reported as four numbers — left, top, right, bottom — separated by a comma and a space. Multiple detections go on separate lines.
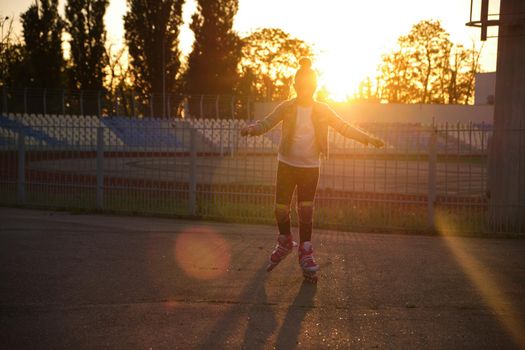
200, 95, 204, 118
61, 89, 65, 116
97, 90, 101, 117
215, 95, 220, 118
247, 96, 252, 120
2, 86, 7, 114
184, 97, 189, 118
189, 128, 197, 216
231, 123, 237, 158
131, 91, 136, 118
230, 95, 235, 119
150, 94, 154, 118
115, 92, 119, 116
43, 88, 47, 115
167, 93, 171, 119
96, 127, 104, 210
17, 132, 26, 204
23, 88, 27, 115
427, 128, 437, 231
79, 90, 83, 116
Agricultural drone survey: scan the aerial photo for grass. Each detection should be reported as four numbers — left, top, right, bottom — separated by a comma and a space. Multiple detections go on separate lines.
0, 183, 502, 237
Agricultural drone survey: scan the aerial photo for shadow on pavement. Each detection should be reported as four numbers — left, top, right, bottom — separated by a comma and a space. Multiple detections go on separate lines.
198, 263, 274, 350
274, 281, 317, 349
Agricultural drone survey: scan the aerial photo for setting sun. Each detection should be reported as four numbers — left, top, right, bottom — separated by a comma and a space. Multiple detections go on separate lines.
316, 52, 372, 101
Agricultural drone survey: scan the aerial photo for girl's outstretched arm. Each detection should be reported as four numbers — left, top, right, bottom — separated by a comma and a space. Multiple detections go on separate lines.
322, 103, 384, 148
240, 100, 291, 136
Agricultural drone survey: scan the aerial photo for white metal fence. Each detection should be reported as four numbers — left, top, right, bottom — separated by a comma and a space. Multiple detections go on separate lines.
1, 112, 523, 234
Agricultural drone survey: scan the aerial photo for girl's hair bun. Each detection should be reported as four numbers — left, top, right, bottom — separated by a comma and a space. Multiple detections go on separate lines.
298, 57, 312, 70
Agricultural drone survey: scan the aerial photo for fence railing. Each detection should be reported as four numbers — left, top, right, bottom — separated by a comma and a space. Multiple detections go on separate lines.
0, 87, 253, 120
0, 112, 523, 234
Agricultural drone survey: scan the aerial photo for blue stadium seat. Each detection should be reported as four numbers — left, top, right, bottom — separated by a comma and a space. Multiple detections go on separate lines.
0, 115, 67, 147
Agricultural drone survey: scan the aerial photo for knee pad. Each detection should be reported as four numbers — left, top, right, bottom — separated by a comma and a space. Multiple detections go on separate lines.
297, 201, 314, 223
275, 203, 290, 223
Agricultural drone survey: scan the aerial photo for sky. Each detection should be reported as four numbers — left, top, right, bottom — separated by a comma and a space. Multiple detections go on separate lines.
1, 0, 500, 100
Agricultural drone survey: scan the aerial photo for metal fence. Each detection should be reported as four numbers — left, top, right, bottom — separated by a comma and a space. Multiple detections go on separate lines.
0, 87, 252, 120
3, 111, 521, 234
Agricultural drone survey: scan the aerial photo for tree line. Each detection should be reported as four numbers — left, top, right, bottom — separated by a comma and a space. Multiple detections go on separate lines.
0, 0, 312, 104
0, 0, 480, 106
356, 20, 482, 105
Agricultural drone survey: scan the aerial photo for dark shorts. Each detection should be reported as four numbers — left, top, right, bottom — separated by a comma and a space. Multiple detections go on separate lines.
275, 161, 320, 206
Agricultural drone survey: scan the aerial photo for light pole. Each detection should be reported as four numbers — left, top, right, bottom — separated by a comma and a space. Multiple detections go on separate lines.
162, 36, 166, 119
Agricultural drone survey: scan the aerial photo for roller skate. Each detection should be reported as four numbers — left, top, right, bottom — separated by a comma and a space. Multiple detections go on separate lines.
299, 241, 319, 283
266, 234, 297, 272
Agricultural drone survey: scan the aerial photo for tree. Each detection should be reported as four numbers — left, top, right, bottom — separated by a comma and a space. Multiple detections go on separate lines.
444, 44, 481, 104
185, 0, 241, 96
20, 0, 64, 89
0, 16, 26, 87
238, 28, 313, 101
65, 0, 109, 91
124, 0, 185, 117
374, 20, 481, 104
105, 44, 134, 115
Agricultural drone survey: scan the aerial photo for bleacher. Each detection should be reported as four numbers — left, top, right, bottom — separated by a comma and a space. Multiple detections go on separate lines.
0, 114, 493, 154
331, 122, 492, 154
0, 113, 124, 149
0, 114, 64, 147
187, 118, 277, 152
101, 117, 187, 149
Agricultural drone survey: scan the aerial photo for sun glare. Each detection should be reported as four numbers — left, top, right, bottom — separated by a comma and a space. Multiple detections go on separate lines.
317, 53, 368, 101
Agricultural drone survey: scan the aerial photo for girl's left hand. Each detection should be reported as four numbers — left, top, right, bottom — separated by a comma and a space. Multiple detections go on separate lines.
369, 137, 385, 148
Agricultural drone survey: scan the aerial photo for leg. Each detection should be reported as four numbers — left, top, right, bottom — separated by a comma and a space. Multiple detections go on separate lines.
267, 162, 298, 272
297, 201, 314, 243
296, 167, 319, 244
274, 162, 297, 236
295, 167, 320, 282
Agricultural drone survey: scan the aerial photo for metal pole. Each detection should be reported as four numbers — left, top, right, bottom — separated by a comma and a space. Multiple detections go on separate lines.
150, 94, 154, 118
42, 88, 47, 115
115, 91, 119, 116
23, 88, 27, 115
427, 128, 437, 231
189, 128, 197, 215
184, 97, 189, 119
200, 95, 204, 118
247, 96, 252, 121
96, 127, 104, 209
17, 132, 26, 204
215, 95, 220, 119
231, 95, 235, 119
2, 86, 7, 114
131, 91, 135, 118
162, 37, 166, 119
61, 89, 65, 116
97, 90, 101, 117
231, 122, 237, 158
80, 90, 84, 116
167, 92, 171, 119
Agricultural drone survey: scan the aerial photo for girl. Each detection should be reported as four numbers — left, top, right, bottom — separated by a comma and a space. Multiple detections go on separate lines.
241, 58, 384, 282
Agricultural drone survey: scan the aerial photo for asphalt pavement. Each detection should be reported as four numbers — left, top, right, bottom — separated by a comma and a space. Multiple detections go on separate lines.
1, 207, 524, 349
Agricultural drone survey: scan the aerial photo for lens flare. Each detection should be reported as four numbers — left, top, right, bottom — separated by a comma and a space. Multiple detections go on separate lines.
435, 213, 525, 349
174, 226, 231, 280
